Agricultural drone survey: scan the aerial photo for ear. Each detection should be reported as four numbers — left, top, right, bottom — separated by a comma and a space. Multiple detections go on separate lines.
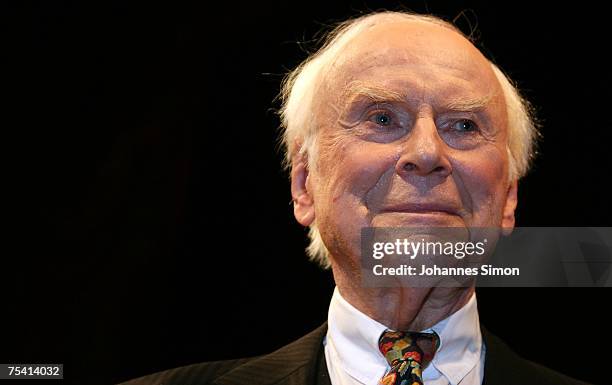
501, 179, 518, 236
290, 151, 315, 227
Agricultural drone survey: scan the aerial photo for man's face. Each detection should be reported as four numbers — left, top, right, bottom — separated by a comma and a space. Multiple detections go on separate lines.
292, 21, 517, 263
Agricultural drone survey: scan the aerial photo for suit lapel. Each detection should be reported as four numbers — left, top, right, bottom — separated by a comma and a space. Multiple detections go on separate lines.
316, 338, 332, 385
214, 323, 329, 385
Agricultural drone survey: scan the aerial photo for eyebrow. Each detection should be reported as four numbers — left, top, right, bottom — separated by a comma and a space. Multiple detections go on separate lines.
442, 94, 494, 112
342, 82, 405, 104
341, 81, 494, 112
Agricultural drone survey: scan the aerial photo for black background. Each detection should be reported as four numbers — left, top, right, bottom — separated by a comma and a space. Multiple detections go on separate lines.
3, 1, 611, 384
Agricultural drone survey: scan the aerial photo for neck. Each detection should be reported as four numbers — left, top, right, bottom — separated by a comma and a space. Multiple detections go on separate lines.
332, 265, 475, 331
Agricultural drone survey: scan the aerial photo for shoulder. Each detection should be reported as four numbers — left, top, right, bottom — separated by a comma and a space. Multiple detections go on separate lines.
117, 357, 256, 385
117, 323, 328, 385
482, 328, 591, 385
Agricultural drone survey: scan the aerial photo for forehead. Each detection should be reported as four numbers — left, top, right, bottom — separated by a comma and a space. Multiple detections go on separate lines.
324, 20, 502, 107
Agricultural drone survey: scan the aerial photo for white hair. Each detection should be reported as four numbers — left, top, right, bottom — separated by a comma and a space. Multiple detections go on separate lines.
278, 11, 539, 269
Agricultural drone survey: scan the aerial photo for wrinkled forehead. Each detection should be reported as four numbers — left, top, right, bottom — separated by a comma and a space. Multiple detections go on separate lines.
322, 20, 503, 108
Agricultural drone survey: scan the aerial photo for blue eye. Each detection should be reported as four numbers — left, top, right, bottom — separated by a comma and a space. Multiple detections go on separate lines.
372, 112, 392, 126
452, 119, 478, 132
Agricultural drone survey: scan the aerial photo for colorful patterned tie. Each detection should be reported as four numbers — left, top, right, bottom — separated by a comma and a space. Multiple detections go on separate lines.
378, 329, 440, 385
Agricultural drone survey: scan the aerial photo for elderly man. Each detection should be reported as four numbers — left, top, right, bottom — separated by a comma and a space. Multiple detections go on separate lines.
120, 11, 589, 385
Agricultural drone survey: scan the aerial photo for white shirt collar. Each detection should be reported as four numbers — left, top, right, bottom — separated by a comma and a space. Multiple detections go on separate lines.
325, 287, 483, 385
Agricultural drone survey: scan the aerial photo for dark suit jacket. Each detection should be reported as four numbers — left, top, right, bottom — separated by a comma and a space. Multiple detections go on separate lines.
118, 323, 591, 385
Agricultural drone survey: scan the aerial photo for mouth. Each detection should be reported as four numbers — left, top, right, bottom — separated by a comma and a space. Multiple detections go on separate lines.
381, 203, 460, 217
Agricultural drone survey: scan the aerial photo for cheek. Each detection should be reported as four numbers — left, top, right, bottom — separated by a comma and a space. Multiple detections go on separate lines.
313, 139, 399, 257
453, 144, 509, 223
317, 138, 398, 202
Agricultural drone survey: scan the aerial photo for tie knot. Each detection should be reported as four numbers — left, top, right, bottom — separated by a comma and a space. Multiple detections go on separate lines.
378, 329, 440, 368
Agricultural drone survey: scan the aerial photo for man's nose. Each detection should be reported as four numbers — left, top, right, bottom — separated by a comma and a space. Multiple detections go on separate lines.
395, 116, 451, 178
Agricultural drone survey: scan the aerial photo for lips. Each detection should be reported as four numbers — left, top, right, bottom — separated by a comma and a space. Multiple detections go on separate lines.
381, 203, 460, 216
